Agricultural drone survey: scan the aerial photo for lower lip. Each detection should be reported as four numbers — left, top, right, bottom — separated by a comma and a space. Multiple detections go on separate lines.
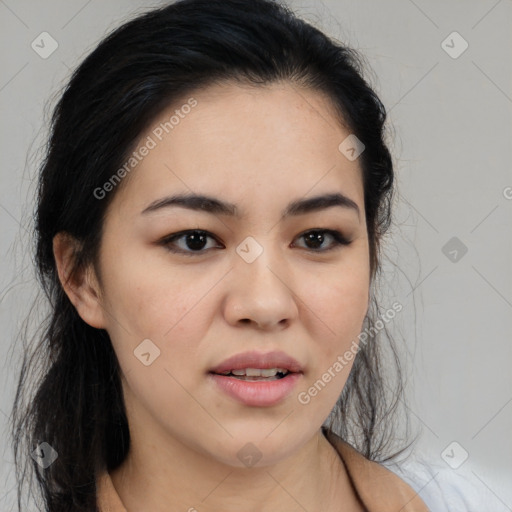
208, 372, 302, 407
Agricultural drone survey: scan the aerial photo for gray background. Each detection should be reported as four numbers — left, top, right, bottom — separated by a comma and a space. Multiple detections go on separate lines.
0, 0, 511, 509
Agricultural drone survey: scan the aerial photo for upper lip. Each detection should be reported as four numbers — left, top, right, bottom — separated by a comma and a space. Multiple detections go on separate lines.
209, 350, 303, 374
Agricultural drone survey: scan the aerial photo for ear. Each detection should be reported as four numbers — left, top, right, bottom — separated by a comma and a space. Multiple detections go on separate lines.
53, 232, 107, 329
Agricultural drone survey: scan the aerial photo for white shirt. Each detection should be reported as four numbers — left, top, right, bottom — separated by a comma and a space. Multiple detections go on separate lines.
385, 455, 512, 511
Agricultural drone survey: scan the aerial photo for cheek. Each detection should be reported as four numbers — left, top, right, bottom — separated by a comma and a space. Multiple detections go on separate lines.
307, 261, 369, 341
300, 256, 369, 395
100, 251, 221, 385
99, 256, 215, 413
330, 278, 368, 339
100, 241, 200, 335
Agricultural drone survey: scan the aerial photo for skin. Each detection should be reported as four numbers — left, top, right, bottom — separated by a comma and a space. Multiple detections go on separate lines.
54, 81, 370, 511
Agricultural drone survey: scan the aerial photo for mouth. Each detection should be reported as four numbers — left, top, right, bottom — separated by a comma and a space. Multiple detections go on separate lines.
208, 349, 304, 376
207, 370, 302, 407
210, 367, 293, 381
207, 351, 304, 407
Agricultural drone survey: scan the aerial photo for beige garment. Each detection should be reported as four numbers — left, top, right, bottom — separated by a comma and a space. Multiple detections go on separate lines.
96, 429, 430, 511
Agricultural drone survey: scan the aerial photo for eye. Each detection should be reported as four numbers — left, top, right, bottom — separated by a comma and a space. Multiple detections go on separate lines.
160, 230, 221, 256
159, 228, 351, 256
293, 229, 352, 252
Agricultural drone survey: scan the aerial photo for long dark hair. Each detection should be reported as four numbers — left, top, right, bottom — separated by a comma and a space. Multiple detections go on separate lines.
10, 0, 410, 510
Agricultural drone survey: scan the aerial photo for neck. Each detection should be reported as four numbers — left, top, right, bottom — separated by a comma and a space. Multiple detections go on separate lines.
110, 423, 361, 512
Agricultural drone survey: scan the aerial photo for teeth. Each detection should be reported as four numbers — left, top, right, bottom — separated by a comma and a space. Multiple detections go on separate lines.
227, 368, 288, 377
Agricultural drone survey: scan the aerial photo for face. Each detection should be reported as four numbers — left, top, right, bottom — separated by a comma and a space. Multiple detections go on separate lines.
89, 81, 370, 467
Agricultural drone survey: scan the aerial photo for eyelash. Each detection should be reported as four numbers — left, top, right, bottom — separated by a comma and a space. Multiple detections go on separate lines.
159, 229, 352, 256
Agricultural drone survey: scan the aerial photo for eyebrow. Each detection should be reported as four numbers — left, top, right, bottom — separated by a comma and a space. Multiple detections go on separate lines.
141, 192, 360, 220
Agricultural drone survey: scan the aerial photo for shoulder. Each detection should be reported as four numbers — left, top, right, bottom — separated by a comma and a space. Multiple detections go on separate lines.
383, 454, 511, 512
323, 427, 509, 512
323, 428, 429, 511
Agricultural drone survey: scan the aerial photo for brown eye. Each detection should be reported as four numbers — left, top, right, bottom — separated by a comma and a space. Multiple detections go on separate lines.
160, 230, 221, 256
159, 228, 351, 257
294, 229, 351, 252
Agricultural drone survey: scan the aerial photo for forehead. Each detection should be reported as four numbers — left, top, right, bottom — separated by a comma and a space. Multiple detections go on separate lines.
108, 81, 364, 219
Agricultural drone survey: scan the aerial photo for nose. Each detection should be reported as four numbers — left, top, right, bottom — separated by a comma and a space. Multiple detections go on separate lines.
222, 243, 299, 330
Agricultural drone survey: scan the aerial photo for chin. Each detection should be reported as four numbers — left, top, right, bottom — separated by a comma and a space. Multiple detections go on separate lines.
202, 426, 309, 469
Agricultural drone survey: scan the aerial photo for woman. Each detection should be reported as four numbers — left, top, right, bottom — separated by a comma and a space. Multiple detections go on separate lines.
11, 0, 430, 510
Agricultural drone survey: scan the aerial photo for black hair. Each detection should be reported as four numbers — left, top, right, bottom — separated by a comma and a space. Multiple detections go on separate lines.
10, 0, 409, 510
